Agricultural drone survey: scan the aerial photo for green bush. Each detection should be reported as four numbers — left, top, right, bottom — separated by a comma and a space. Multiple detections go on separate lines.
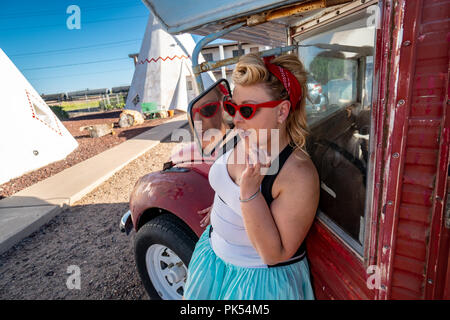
50, 105, 69, 120
99, 96, 125, 111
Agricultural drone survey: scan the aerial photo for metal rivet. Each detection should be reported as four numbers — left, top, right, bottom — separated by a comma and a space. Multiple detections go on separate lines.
383, 245, 390, 249
33, 150, 39, 156
403, 40, 411, 47
428, 279, 433, 285
381, 284, 386, 290
387, 200, 393, 205
397, 99, 405, 106
393, 152, 399, 158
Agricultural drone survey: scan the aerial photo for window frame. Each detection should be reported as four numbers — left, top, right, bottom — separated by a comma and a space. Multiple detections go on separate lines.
294, 8, 379, 258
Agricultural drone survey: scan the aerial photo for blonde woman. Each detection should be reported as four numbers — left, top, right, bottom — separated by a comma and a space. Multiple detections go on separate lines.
184, 53, 319, 300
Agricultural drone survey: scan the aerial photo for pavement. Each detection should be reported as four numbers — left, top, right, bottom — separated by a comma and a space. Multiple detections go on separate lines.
0, 113, 188, 255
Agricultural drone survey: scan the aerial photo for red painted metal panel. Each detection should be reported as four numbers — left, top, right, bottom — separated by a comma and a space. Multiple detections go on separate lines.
306, 222, 375, 300
403, 164, 437, 189
421, 0, 450, 299
443, 252, 450, 299
422, 1, 449, 23
420, 16, 449, 34
397, 219, 428, 243
391, 269, 424, 294
309, 269, 336, 300
398, 203, 431, 225
391, 286, 422, 300
393, 254, 426, 276
406, 126, 440, 148
130, 168, 214, 237
405, 148, 438, 166
410, 101, 444, 118
377, 0, 450, 299
401, 184, 433, 207
364, 0, 389, 274
375, 0, 417, 300
395, 238, 427, 261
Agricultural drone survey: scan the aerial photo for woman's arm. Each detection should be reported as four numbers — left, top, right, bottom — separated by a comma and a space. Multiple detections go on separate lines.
240, 158, 319, 265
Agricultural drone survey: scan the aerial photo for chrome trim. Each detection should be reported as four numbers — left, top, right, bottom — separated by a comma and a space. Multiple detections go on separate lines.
120, 210, 133, 235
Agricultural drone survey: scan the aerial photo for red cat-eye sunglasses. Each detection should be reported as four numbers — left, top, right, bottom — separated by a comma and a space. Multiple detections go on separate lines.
192, 101, 221, 118
223, 99, 285, 120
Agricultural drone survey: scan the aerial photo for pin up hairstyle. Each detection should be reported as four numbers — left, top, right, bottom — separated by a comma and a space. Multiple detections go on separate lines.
231, 53, 309, 152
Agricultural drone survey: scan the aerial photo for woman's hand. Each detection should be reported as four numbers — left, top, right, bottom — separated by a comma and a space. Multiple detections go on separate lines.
198, 206, 212, 227
239, 144, 270, 199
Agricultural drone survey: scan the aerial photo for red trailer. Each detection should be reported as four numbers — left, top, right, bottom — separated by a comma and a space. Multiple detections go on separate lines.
120, 0, 449, 300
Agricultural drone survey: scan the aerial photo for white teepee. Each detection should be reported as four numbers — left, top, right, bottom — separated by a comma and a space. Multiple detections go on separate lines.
125, 11, 216, 114
0, 48, 78, 185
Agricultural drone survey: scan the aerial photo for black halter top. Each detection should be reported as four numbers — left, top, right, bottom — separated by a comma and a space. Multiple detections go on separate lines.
261, 143, 307, 267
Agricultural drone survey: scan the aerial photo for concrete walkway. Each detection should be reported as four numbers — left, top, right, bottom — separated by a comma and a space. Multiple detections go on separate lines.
0, 113, 188, 255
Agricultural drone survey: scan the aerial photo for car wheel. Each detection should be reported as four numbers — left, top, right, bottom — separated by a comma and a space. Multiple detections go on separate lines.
134, 213, 197, 300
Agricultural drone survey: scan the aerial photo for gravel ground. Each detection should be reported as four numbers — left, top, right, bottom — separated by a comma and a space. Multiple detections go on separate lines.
0, 110, 178, 199
0, 130, 186, 299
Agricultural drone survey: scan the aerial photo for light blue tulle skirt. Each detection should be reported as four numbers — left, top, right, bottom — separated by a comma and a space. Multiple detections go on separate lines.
183, 225, 315, 300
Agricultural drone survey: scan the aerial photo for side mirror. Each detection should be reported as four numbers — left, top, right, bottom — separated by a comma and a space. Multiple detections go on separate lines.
187, 79, 236, 158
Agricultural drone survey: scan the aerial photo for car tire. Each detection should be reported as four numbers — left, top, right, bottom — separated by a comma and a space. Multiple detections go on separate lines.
134, 213, 198, 300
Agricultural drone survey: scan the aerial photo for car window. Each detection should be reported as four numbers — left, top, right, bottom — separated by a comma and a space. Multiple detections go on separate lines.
296, 9, 376, 253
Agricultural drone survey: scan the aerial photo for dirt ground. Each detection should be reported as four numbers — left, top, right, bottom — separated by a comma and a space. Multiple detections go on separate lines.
0, 132, 185, 299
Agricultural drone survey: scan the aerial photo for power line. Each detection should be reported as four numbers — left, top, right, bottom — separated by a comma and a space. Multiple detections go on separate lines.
22, 57, 130, 71
28, 67, 132, 81
0, 15, 148, 32
0, 1, 143, 19
10, 39, 142, 57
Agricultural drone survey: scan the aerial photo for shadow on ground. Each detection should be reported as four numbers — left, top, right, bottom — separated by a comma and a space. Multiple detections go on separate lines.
0, 202, 149, 300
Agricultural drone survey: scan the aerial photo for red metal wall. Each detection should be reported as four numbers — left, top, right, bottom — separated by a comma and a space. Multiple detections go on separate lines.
377, 0, 449, 300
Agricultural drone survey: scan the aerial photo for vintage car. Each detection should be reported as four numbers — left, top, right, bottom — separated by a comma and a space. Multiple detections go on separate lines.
120, 0, 449, 300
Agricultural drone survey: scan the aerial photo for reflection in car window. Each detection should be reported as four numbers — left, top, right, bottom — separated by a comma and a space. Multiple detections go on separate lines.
296, 11, 376, 252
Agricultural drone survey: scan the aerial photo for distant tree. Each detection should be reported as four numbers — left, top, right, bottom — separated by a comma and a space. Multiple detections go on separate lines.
309, 51, 346, 84
49, 105, 69, 120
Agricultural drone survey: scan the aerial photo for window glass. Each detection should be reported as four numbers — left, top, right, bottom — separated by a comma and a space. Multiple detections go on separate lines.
296, 12, 376, 252
203, 52, 214, 62
232, 49, 245, 57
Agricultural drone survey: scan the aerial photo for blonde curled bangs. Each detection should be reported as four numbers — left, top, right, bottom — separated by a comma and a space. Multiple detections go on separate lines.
232, 53, 310, 154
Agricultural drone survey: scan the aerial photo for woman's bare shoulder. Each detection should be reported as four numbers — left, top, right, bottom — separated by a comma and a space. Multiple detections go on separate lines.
293, 148, 319, 178
275, 147, 319, 194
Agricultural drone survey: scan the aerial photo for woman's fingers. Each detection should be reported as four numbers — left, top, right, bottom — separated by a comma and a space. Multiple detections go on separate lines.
197, 206, 211, 214
200, 213, 210, 227
198, 206, 212, 227
259, 149, 271, 168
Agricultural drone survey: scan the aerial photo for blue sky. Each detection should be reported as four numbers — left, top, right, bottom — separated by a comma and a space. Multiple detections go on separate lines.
0, 0, 218, 95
